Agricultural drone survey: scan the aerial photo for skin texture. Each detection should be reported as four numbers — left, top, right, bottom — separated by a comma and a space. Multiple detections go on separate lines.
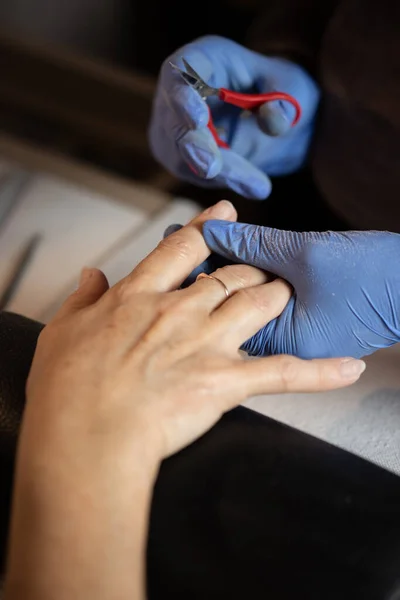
4, 201, 365, 600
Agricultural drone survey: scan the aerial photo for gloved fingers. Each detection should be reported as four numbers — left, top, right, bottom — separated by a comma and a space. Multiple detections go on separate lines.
212, 277, 291, 347
151, 97, 222, 180
203, 221, 305, 276
160, 47, 213, 129
256, 101, 292, 137
175, 129, 272, 197
151, 97, 271, 197
159, 36, 253, 136
237, 355, 366, 398
226, 113, 302, 175
148, 98, 188, 168
215, 149, 272, 199
126, 200, 236, 293
177, 128, 223, 179
157, 52, 222, 180
241, 320, 277, 357
174, 103, 238, 180
253, 56, 320, 134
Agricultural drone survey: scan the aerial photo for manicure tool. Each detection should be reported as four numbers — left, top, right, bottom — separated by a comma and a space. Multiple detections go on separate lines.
170, 58, 302, 149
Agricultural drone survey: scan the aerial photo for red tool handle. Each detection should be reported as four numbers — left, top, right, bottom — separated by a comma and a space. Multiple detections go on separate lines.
207, 107, 229, 150
219, 88, 302, 123
207, 89, 302, 149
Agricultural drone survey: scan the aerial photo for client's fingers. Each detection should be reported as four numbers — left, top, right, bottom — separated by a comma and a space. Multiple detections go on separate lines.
183, 264, 270, 312
231, 355, 366, 401
123, 200, 237, 293
211, 278, 291, 347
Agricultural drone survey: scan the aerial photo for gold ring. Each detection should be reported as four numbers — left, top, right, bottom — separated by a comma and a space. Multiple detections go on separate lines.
196, 272, 230, 298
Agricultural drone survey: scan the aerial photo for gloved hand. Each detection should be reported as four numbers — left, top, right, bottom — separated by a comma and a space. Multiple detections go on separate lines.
202, 221, 400, 359
149, 36, 320, 200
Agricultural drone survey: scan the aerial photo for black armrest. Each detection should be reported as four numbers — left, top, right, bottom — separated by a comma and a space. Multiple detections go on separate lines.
0, 311, 400, 599
148, 408, 400, 599
0, 312, 43, 569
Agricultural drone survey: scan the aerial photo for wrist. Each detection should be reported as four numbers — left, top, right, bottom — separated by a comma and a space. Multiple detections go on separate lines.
6, 421, 160, 600
20, 426, 161, 491
21, 390, 164, 480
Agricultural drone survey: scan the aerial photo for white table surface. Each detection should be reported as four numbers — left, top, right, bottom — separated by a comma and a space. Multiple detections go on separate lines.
1, 151, 399, 478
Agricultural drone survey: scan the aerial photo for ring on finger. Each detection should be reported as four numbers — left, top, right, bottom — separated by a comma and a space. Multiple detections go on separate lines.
196, 273, 231, 299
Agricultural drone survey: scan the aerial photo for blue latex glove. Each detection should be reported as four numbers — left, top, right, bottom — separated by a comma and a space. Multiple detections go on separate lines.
149, 36, 320, 200
203, 221, 400, 359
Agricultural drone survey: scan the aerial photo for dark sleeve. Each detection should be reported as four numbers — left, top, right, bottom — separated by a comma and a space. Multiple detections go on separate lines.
246, 0, 339, 74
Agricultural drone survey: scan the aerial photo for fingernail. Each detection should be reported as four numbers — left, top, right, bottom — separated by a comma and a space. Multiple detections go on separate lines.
79, 267, 93, 287
340, 358, 366, 379
204, 200, 235, 218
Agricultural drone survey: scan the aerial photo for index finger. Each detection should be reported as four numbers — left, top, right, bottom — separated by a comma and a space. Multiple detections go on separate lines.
122, 200, 237, 293
161, 48, 212, 129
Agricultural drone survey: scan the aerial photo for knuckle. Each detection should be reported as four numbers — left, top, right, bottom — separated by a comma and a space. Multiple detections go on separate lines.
157, 293, 179, 316
143, 293, 185, 326
215, 265, 254, 291
114, 278, 136, 303
277, 356, 300, 390
106, 302, 131, 331
157, 234, 194, 262
163, 292, 198, 321
237, 286, 273, 313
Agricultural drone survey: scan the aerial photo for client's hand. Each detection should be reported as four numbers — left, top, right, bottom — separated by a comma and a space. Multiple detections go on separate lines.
25, 202, 363, 462
6, 201, 365, 600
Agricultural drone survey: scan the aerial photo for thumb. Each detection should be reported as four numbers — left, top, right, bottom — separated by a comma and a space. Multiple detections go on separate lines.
256, 100, 292, 137
57, 268, 109, 317
203, 220, 309, 279
255, 59, 320, 137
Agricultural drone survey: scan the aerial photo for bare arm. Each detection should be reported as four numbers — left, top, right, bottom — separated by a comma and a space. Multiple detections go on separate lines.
5, 429, 157, 600
4, 200, 363, 599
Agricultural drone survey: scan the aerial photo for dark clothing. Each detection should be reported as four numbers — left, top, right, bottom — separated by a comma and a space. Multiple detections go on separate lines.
249, 0, 400, 231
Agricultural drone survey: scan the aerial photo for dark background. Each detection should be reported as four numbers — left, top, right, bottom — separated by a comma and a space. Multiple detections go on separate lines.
0, 0, 257, 73
0, 0, 347, 230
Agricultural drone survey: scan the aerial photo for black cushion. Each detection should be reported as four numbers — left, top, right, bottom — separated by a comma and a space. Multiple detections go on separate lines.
0, 311, 400, 599
0, 312, 44, 569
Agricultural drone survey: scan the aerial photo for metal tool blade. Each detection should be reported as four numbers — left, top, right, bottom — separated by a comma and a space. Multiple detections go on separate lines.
169, 60, 217, 98
169, 62, 199, 87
